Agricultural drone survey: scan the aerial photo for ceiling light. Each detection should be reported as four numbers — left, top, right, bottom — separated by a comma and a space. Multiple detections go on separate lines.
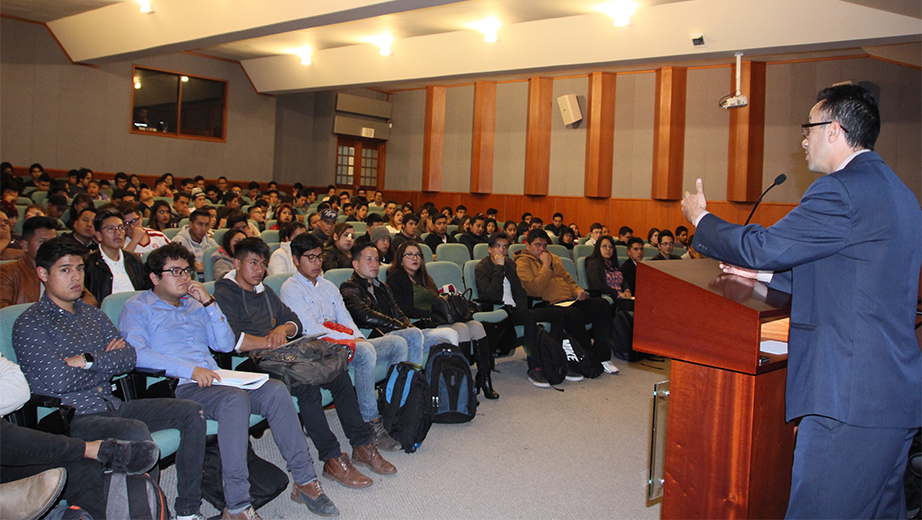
596, 0, 636, 27
469, 17, 501, 43
137, 0, 154, 14
134, 81, 141, 89
180, 76, 189, 82
365, 35, 394, 56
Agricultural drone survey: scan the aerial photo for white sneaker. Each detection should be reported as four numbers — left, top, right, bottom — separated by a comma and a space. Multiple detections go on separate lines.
601, 360, 620, 375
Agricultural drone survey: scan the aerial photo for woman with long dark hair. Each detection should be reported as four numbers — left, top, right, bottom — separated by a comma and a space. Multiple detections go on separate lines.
322, 223, 355, 271
584, 235, 631, 300
212, 228, 246, 280
147, 200, 175, 231
386, 241, 498, 399
269, 203, 296, 230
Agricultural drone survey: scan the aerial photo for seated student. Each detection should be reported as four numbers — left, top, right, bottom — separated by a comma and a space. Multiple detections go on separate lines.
341, 202, 354, 221
348, 201, 368, 223
148, 200, 177, 232
269, 203, 296, 231
681, 234, 707, 260
650, 229, 680, 260
618, 237, 646, 295
646, 227, 660, 249
516, 212, 532, 237
212, 228, 247, 282
246, 204, 267, 232
390, 213, 420, 253
675, 226, 689, 247
312, 209, 337, 245
584, 235, 631, 299
214, 239, 396, 490
424, 213, 457, 258
84, 208, 151, 303
387, 241, 496, 398
119, 243, 337, 519
452, 215, 472, 239
225, 211, 261, 239
0, 355, 159, 520
280, 233, 404, 450
267, 222, 307, 276
122, 203, 170, 256
86, 180, 108, 201
449, 205, 467, 226
46, 193, 69, 224
385, 209, 403, 235
558, 227, 576, 251
584, 223, 602, 247
340, 242, 458, 365
503, 220, 519, 245
0, 210, 24, 261
1, 217, 97, 308
172, 209, 219, 279
12, 237, 208, 520
322, 223, 355, 271
382, 201, 397, 223
367, 226, 394, 265
544, 212, 565, 237
62, 206, 99, 252
515, 229, 620, 375
173, 191, 193, 220
369, 191, 385, 209
614, 226, 633, 247
457, 215, 488, 257
522, 217, 544, 243
474, 232, 575, 386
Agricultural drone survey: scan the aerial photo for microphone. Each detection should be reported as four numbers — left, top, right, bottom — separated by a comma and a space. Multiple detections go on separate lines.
744, 174, 787, 225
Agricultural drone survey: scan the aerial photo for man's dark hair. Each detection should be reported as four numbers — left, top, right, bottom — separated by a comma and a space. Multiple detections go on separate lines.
175, 191, 191, 202
189, 209, 210, 223
403, 212, 420, 225
525, 228, 550, 243
223, 192, 240, 205
29, 163, 44, 173
153, 179, 166, 189
350, 241, 377, 260
441, 206, 453, 216
386, 200, 397, 207
280, 222, 307, 242
36, 237, 88, 270
432, 213, 447, 223
268, 189, 279, 197
353, 201, 368, 212
521, 212, 531, 220
115, 172, 128, 183
147, 242, 196, 278
76, 168, 92, 181
194, 175, 205, 182
327, 184, 336, 191
316, 202, 330, 211
488, 232, 511, 247
815, 84, 880, 151
471, 215, 485, 225
342, 202, 353, 212
268, 181, 278, 189
38, 172, 52, 184
627, 236, 645, 249
93, 207, 123, 232
365, 213, 384, 226
590, 222, 603, 232
291, 232, 324, 257
619, 226, 633, 236
233, 237, 270, 261
22, 216, 58, 241
553, 212, 563, 220
248, 181, 260, 190
205, 183, 218, 193
659, 229, 675, 241
455, 204, 467, 212
675, 225, 688, 235
218, 176, 227, 182
531, 217, 543, 225
116, 202, 141, 217
486, 208, 498, 216
47, 194, 68, 210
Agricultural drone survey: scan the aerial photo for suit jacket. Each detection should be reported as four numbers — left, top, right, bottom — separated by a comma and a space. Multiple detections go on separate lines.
693, 151, 921, 428
619, 259, 638, 294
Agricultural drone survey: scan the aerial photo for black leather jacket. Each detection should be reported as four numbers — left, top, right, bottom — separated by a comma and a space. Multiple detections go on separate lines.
84, 249, 150, 304
340, 272, 412, 335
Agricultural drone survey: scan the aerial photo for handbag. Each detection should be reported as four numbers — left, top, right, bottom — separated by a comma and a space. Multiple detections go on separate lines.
431, 288, 479, 325
250, 336, 350, 387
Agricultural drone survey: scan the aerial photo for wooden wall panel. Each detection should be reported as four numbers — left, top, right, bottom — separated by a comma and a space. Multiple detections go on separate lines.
422, 85, 447, 192
524, 77, 554, 196
470, 81, 497, 194
727, 61, 767, 202
652, 66, 687, 200
585, 72, 617, 199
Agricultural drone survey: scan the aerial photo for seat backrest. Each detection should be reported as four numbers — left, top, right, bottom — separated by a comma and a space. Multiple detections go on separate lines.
265, 220, 277, 230
93, 199, 108, 208
31, 191, 48, 204
573, 244, 594, 262
212, 228, 228, 246
203, 281, 215, 294
672, 245, 687, 257
203, 246, 220, 282
435, 243, 471, 269
163, 228, 181, 240
445, 225, 458, 235
426, 261, 464, 291
509, 243, 526, 257
324, 268, 354, 289
576, 256, 589, 290
17, 196, 32, 205
577, 236, 589, 245
263, 273, 292, 294
267, 242, 281, 255
368, 205, 384, 214
643, 247, 660, 259
351, 222, 366, 234
472, 243, 489, 260
419, 243, 434, 264
462, 260, 480, 295
548, 244, 571, 260
0, 303, 33, 362
178, 218, 189, 229
260, 230, 279, 243
559, 257, 579, 286
100, 290, 145, 328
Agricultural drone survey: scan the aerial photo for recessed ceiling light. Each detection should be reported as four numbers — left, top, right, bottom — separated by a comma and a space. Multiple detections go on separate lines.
290, 47, 312, 65
469, 17, 501, 43
137, 0, 154, 14
364, 35, 394, 56
595, 0, 636, 27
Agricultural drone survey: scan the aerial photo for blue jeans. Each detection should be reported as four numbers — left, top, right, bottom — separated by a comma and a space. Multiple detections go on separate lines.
69, 398, 207, 517
352, 335, 408, 422
176, 380, 316, 513
386, 328, 425, 365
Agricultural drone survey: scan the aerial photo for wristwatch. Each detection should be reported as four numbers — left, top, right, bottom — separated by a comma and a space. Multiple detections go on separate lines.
82, 352, 94, 369
203, 297, 216, 307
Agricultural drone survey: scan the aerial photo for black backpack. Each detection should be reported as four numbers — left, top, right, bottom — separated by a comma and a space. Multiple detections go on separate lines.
201, 439, 289, 512
535, 325, 568, 386
378, 362, 434, 453
425, 343, 477, 424
103, 472, 169, 520
563, 334, 604, 378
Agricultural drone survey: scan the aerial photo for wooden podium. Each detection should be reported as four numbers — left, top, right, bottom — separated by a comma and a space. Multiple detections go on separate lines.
634, 259, 795, 520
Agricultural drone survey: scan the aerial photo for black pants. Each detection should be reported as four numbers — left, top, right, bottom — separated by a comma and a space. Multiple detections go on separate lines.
1, 421, 105, 518
290, 371, 373, 463
503, 299, 613, 367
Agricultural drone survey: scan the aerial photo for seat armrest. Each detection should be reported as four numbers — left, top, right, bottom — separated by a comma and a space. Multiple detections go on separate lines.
5, 394, 75, 436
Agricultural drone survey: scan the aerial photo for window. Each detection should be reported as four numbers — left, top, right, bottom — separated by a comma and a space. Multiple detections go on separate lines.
335, 137, 385, 190
131, 66, 227, 141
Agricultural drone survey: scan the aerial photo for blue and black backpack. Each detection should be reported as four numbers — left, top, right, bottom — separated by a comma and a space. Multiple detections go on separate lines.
378, 362, 434, 453
425, 343, 477, 424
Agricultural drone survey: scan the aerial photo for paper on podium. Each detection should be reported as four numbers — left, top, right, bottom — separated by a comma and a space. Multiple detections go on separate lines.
213, 369, 269, 389
760, 340, 788, 356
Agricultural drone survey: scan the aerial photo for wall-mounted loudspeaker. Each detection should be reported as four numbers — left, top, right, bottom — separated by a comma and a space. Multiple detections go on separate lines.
557, 94, 582, 125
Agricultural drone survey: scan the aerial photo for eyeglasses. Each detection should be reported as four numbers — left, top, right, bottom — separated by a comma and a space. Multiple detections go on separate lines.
161, 267, 194, 278
403, 252, 422, 259
124, 218, 140, 227
801, 121, 849, 138
600, 244, 615, 250
100, 225, 125, 234
300, 253, 322, 263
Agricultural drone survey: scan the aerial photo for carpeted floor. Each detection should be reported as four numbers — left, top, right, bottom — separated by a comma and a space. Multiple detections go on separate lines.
160, 350, 670, 519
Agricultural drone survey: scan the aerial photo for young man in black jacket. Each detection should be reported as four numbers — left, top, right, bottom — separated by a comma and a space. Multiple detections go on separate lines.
83, 207, 150, 303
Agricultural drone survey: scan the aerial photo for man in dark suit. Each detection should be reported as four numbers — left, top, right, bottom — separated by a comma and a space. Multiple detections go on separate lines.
682, 84, 921, 519
618, 237, 644, 294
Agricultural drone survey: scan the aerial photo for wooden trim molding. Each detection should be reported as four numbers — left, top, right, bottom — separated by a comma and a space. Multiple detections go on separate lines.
727, 61, 767, 202
652, 66, 687, 201
524, 77, 554, 196
422, 85, 447, 192
584, 72, 617, 199
470, 81, 496, 195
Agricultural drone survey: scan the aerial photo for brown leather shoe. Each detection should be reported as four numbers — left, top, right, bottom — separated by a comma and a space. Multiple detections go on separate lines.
352, 442, 397, 475
222, 506, 262, 520
290, 479, 339, 517
322, 452, 372, 488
